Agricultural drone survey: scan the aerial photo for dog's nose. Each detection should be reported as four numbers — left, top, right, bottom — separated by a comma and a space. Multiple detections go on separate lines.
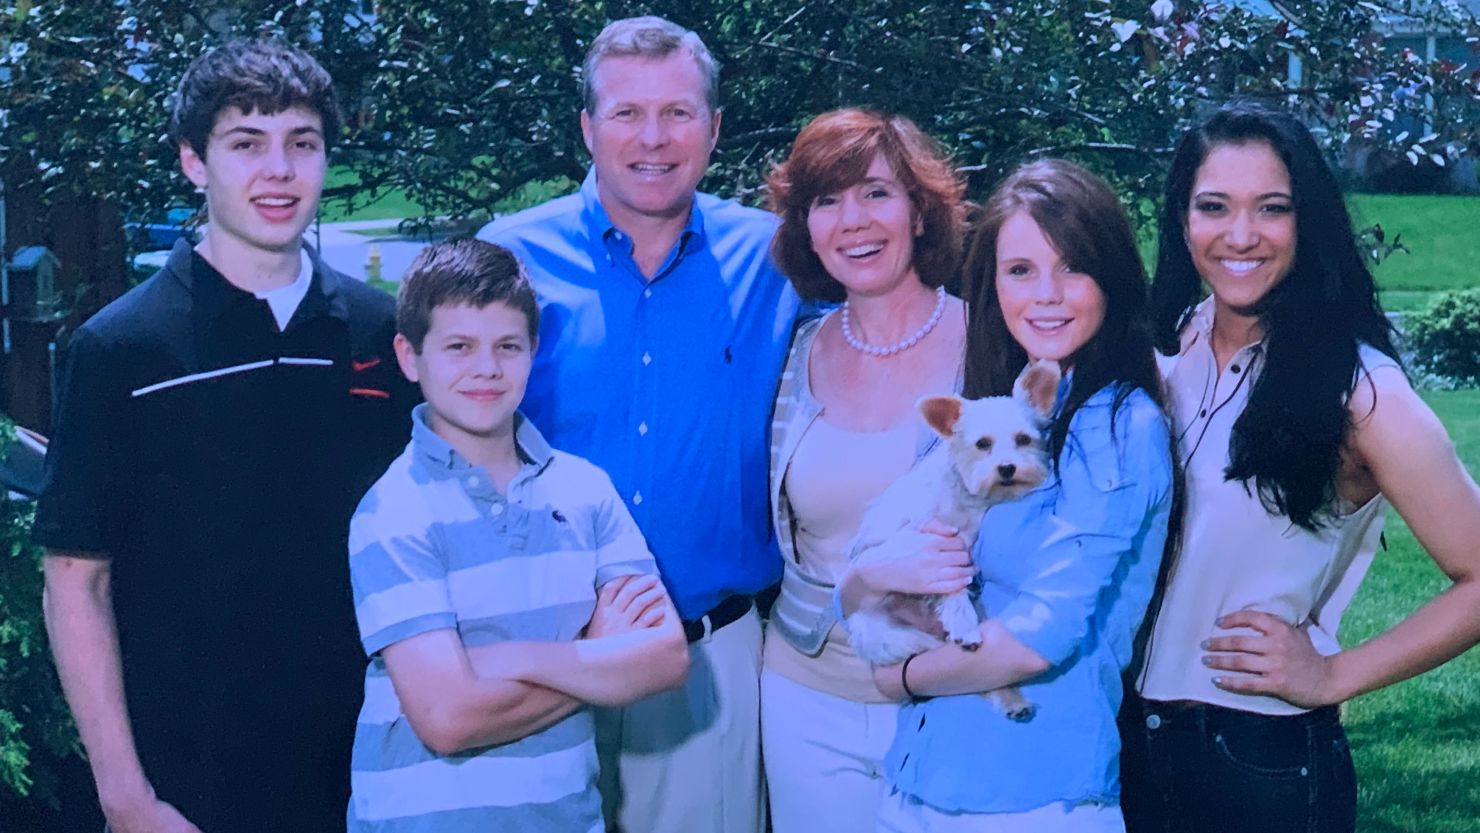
998, 463, 1017, 480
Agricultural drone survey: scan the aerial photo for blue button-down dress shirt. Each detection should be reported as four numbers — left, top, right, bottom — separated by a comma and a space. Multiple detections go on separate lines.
886, 383, 1174, 814
480, 171, 801, 619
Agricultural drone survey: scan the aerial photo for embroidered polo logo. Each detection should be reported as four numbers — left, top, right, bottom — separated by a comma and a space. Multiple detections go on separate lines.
350, 356, 390, 399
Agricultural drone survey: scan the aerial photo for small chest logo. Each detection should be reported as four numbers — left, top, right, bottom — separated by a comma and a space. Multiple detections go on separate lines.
350, 356, 391, 399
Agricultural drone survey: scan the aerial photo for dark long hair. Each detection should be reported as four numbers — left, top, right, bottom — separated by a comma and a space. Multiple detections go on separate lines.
1150, 100, 1400, 530
963, 158, 1165, 464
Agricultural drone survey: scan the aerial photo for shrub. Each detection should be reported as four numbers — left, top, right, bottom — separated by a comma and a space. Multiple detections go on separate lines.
0, 418, 79, 806
1404, 289, 1480, 388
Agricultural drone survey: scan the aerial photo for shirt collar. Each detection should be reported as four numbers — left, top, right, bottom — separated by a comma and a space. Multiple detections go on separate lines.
1187, 295, 1216, 340
1053, 366, 1074, 418
409, 404, 554, 475
578, 166, 707, 250
252, 249, 313, 299
165, 236, 350, 326
1182, 295, 1262, 359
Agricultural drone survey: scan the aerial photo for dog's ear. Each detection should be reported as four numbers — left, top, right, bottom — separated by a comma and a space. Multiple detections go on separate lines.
919, 395, 964, 437
1013, 359, 1061, 419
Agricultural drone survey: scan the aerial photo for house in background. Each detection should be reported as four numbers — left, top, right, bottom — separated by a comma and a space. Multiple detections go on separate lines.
1372, 0, 1480, 192
1234, 0, 1479, 192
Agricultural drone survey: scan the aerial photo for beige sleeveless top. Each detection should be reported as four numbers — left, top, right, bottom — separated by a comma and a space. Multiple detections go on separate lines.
1137, 300, 1398, 715
764, 416, 915, 702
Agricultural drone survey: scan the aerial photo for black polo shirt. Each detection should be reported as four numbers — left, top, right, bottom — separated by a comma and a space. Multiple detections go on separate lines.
34, 238, 416, 833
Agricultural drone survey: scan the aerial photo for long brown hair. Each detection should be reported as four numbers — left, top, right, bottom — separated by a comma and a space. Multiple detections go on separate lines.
962, 158, 1163, 463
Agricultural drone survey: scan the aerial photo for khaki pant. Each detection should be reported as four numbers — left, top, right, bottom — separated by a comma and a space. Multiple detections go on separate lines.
761, 668, 899, 833
596, 607, 764, 833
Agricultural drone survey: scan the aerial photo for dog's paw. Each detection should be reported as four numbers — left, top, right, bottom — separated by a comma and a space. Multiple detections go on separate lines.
989, 687, 1037, 722
1005, 701, 1037, 722
952, 632, 983, 652
935, 592, 982, 649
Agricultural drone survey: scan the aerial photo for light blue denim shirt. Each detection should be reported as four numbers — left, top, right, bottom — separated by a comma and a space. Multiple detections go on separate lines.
885, 382, 1174, 814
479, 170, 800, 619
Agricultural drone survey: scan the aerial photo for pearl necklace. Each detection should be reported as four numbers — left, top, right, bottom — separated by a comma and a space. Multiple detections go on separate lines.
841, 285, 947, 357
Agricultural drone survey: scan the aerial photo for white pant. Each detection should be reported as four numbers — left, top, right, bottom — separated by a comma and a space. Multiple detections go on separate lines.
877, 791, 1124, 833
761, 668, 899, 833
596, 607, 764, 833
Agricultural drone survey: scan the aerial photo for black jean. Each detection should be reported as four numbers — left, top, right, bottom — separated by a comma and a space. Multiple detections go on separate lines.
1119, 691, 1357, 833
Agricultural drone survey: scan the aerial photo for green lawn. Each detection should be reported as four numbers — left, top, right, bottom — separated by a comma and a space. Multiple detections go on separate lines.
1343, 388, 1480, 832
318, 168, 575, 225
314, 167, 1479, 311
319, 166, 428, 222
1347, 194, 1480, 311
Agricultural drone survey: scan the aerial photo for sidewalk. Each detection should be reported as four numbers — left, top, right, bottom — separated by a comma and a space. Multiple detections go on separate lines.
131, 217, 457, 286
308, 217, 445, 285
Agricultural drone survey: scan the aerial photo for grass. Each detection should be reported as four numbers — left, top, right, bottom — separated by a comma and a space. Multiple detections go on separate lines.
319, 166, 428, 222
345, 225, 406, 238
1347, 193, 1480, 312
317, 168, 577, 226
1349, 194, 1480, 294
1343, 388, 1480, 832
312, 164, 1479, 309
367, 277, 398, 296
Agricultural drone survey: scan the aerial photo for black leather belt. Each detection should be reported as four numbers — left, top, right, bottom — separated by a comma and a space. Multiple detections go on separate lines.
682, 595, 753, 643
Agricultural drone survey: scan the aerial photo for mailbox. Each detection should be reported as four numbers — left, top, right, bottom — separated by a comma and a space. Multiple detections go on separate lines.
4, 245, 62, 322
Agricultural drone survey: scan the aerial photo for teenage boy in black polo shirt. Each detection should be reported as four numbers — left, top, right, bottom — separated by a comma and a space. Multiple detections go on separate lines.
36, 39, 414, 833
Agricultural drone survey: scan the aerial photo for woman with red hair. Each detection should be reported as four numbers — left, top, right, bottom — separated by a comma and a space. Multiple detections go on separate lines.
762, 108, 970, 833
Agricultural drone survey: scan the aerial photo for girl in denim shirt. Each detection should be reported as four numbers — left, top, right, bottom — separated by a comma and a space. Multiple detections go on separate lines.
840, 159, 1175, 832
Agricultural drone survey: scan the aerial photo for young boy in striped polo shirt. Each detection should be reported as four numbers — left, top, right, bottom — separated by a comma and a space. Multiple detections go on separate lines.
346, 238, 689, 832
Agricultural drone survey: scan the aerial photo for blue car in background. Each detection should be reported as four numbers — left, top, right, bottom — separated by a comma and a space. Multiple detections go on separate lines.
127, 206, 202, 280
124, 205, 200, 250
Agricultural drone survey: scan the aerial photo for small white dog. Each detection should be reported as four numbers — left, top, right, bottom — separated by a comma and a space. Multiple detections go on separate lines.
845, 360, 1060, 720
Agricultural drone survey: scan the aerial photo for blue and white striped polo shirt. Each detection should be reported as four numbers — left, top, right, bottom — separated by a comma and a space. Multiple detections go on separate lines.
347, 405, 656, 832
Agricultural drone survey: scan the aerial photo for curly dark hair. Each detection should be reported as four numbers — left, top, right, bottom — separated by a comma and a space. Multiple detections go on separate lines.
1149, 99, 1400, 530
766, 108, 967, 302
169, 37, 342, 159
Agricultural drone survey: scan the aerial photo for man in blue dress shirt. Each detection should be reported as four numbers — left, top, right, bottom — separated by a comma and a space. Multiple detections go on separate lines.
479, 15, 799, 833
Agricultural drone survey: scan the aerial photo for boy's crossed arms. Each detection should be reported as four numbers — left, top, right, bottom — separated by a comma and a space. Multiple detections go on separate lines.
382, 572, 686, 755
347, 239, 690, 832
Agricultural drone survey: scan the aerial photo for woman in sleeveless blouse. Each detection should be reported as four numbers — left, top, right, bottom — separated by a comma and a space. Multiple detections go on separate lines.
761, 108, 969, 833
1121, 99, 1480, 833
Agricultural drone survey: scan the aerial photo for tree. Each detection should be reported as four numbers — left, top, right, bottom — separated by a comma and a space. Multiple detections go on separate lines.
1, 0, 1477, 818
0, 1, 381, 213
347, 0, 1480, 225
6, 1, 1477, 231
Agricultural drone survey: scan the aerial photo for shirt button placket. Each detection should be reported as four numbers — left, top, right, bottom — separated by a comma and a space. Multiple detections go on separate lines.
635, 283, 654, 480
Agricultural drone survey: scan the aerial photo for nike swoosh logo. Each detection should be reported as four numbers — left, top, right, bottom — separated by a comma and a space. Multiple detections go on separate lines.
352, 358, 382, 373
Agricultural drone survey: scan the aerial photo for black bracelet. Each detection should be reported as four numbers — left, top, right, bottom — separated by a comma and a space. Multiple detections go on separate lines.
900, 653, 923, 701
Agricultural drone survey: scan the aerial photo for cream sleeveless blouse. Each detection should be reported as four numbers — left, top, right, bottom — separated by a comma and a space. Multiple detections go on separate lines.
1137, 300, 1399, 715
